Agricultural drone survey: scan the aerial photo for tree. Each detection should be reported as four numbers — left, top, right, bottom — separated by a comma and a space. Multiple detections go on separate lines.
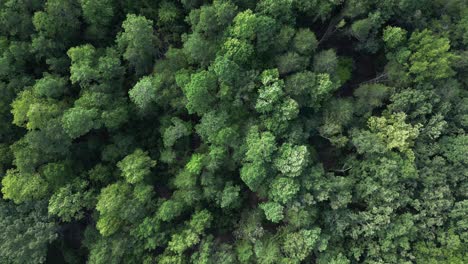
168, 210, 212, 254
129, 76, 158, 110
117, 149, 156, 184
260, 202, 284, 223
313, 49, 338, 75
48, 179, 95, 222
219, 182, 241, 208
61, 107, 100, 139
67, 44, 100, 86
182, 70, 218, 115
268, 177, 299, 203
383, 26, 407, 49
1, 169, 48, 204
117, 14, 159, 76
384, 27, 457, 83
354, 84, 392, 116
0, 200, 57, 264
256, 0, 294, 24
10, 119, 71, 173
274, 143, 309, 177
293, 28, 318, 56
363, 112, 421, 155
0, 0, 42, 40
282, 228, 321, 261
221, 37, 254, 65
31, 0, 81, 71
276, 52, 308, 75
407, 29, 457, 82
96, 181, 154, 236
33, 73, 67, 99
80, 0, 115, 41
254, 236, 282, 263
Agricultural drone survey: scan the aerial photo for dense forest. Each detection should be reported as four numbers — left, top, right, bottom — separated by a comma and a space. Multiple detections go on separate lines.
0, 0, 466, 263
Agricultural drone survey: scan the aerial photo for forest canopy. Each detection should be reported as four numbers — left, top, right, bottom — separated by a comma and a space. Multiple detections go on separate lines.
0, 0, 467, 263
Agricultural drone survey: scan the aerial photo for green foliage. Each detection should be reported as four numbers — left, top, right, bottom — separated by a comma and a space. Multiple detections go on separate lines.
274, 143, 309, 177
33, 74, 67, 98
48, 179, 95, 222
414, 230, 468, 264
254, 236, 282, 264
385, 27, 457, 83
117, 14, 159, 76
408, 29, 457, 82
220, 182, 241, 208
96, 182, 153, 236
1, 169, 48, 204
313, 49, 338, 74
67, 44, 99, 86
31, 0, 81, 71
354, 84, 391, 115
260, 202, 284, 223
282, 228, 321, 261
40, 161, 73, 191
269, 177, 299, 203
183, 70, 218, 115
62, 107, 99, 139
293, 28, 318, 56
168, 210, 212, 254
383, 26, 407, 49
0, 200, 57, 264
80, 0, 115, 40
129, 76, 158, 110
245, 126, 277, 163
359, 112, 421, 155
117, 149, 156, 184
157, 200, 184, 222
0, 1, 466, 263
163, 117, 192, 148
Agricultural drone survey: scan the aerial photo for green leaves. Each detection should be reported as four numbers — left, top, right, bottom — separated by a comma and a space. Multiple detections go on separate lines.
283, 228, 321, 261
96, 181, 153, 236
274, 143, 309, 177
240, 162, 267, 191
67, 44, 99, 85
48, 179, 95, 222
1, 169, 48, 204
260, 202, 284, 223
0, 200, 57, 264
408, 30, 457, 82
245, 126, 277, 163
220, 183, 241, 208
241, 126, 277, 191
256, 73, 284, 114
11, 89, 65, 131
182, 70, 218, 115
222, 37, 254, 65
33, 74, 67, 98
293, 28, 318, 56
117, 149, 156, 184
269, 177, 299, 203
352, 112, 422, 157
168, 210, 212, 254
80, 0, 115, 40
61, 107, 99, 139
0, 1, 466, 263
384, 28, 457, 83
383, 26, 407, 49
367, 112, 421, 154
117, 14, 159, 76
129, 76, 158, 110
